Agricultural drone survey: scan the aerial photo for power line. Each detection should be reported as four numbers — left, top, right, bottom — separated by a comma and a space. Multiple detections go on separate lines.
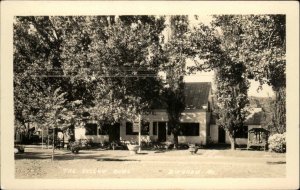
28, 73, 213, 78
31, 74, 161, 78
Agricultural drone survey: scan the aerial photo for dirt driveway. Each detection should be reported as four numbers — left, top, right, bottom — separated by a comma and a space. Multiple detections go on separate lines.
15, 145, 286, 178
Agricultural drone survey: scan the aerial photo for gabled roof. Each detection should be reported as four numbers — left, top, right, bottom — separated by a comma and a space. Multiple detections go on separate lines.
152, 82, 212, 110
184, 82, 211, 110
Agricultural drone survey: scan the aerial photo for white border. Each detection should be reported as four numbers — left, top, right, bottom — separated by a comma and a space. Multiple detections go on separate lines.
1, 1, 299, 189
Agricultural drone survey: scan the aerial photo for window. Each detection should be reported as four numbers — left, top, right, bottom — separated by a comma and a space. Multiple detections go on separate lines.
126, 122, 138, 135
179, 123, 199, 136
153, 122, 158, 135
126, 121, 149, 135
141, 121, 150, 135
85, 123, 97, 135
98, 123, 109, 135
235, 126, 248, 138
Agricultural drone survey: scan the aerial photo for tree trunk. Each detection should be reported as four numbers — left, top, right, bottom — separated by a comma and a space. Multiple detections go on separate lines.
47, 127, 49, 149
52, 127, 55, 161
229, 135, 236, 150
169, 120, 179, 149
173, 131, 179, 149
26, 122, 30, 143
41, 128, 44, 149
273, 87, 286, 134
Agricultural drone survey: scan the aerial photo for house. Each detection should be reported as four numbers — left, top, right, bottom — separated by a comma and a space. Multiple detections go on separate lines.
209, 108, 264, 145
75, 82, 263, 146
119, 82, 212, 145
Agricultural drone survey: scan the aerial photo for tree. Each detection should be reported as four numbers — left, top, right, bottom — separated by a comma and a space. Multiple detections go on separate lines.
13, 16, 167, 143
13, 16, 79, 130
214, 64, 249, 150
187, 15, 286, 148
187, 21, 249, 150
248, 96, 282, 134
37, 87, 80, 160
77, 16, 166, 123
106, 16, 166, 121
162, 16, 190, 148
211, 15, 286, 134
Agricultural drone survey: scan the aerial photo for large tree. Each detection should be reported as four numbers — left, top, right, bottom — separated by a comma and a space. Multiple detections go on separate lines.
162, 16, 191, 148
187, 22, 250, 150
187, 15, 286, 149
214, 64, 249, 150
65, 16, 167, 123
211, 15, 286, 134
13, 16, 167, 142
14, 16, 67, 134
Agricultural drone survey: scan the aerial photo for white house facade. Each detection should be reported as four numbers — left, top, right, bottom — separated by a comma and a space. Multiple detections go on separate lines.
74, 82, 263, 146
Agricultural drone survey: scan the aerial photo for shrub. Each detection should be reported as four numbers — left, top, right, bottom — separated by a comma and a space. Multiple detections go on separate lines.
268, 133, 286, 153
178, 143, 189, 150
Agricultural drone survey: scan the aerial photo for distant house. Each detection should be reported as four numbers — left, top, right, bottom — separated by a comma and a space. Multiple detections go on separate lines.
209, 108, 264, 145
76, 82, 263, 145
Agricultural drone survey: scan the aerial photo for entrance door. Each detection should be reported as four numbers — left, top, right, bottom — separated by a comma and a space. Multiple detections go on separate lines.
158, 122, 167, 142
218, 126, 226, 143
109, 123, 120, 142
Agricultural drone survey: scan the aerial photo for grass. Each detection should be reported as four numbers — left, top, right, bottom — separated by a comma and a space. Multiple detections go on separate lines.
15, 145, 286, 178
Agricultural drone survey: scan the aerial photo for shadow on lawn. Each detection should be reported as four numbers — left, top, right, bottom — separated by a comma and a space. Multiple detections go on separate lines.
203, 144, 232, 150
204, 144, 267, 151
154, 150, 167, 154
15, 152, 51, 160
15, 151, 117, 161
266, 161, 286, 165
136, 152, 148, 155
97, 158, 140, 162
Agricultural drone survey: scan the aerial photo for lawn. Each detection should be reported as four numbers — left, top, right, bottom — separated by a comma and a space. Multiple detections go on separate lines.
15, 145, 286, 178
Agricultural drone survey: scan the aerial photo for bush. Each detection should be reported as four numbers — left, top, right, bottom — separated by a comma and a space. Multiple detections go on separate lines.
268, 133, 286, 153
